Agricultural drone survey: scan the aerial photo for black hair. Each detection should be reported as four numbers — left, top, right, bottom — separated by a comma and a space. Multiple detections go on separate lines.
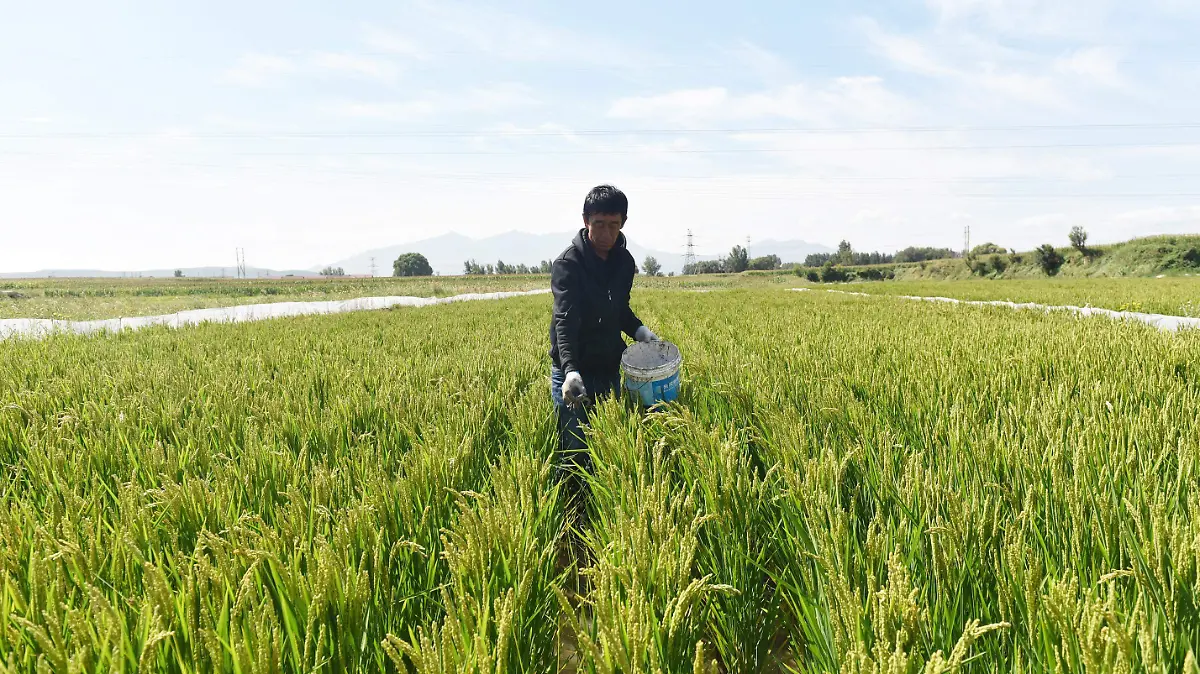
582, 184, 628, 222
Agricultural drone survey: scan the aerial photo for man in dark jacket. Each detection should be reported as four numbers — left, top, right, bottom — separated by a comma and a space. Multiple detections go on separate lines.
549, 185, 658, 490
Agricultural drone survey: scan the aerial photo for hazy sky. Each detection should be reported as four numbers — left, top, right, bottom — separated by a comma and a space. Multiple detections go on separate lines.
4, 0, 1200, 271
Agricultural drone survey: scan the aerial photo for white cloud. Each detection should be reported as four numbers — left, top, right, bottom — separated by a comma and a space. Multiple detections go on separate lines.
322, 83, 538, 121
608, 88, 729, 125
859, 18, 956, 77
222, 49, 404, 87
220, 53, 296, 87
366, 0, 656, 69
360, 24, 430, 60
974, 69, 1066, 108
719, 40, 795, 85
925, 0, 1113, 39
608, 78, 915, 127
457, 83, 540, 111
1114, 205, 1200, 226
322, 100, 437, 121
308, 52, 399, 82
858, 19, 1120, 109
1054, 47, 1125, 89
485, 122, 584, 144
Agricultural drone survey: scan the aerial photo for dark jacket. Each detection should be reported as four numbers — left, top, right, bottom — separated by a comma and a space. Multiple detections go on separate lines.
549, 228, 643, 375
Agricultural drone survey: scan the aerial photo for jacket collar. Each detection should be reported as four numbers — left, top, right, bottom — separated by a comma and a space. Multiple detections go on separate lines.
574, 227, 627, 270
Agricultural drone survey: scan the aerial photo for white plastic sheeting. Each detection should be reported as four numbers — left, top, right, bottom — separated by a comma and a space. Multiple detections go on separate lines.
0, 289, 551, 341
792, 288, 1200, 333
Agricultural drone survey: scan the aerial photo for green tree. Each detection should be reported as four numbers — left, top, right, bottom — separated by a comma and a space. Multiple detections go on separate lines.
749, 255, 781, 270
642, 256, 662, 277
970, 242, 1006, 257
1069, 226, 1089, 253
893, 247, 956, 263
393, 253, 433, 277
1034, 244, 1065, 276
727, 245, 750, 273
173, 269, 183, 278
836, 240, 853, 264
320, 266, 345, 276
685, 260, 725, 275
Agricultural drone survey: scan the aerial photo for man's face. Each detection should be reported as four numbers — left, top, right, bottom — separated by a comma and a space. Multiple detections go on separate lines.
584, 213, 624, 255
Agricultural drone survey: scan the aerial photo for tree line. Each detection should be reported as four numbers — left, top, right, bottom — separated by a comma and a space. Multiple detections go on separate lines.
651, 245, 782, 276
378, 238, 966, 279
462, 259, 553, 275
803, 240, 958, 267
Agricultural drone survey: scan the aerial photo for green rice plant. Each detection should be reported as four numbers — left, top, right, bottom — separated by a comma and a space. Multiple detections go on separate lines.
384, 397, 567, 673
0, 299, 558, 672
561, 402, 733, 673
640, 408, 789, 671
2, 285, 1199, 673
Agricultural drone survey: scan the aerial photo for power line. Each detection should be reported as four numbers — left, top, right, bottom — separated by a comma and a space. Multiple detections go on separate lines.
6, 122, 1200, 140
14, 161, 1200, 183
9, 141, 1200, 157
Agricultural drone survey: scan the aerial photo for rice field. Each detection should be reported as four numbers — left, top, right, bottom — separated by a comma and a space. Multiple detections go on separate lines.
0, 275, 799, 322
836, 277, 1200, 318
0, 276, 549, 321
1, 287, 1198, 673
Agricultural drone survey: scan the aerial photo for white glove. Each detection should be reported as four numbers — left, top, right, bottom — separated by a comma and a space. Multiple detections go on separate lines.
634, 326, 659, 343
562, 371, 587, 407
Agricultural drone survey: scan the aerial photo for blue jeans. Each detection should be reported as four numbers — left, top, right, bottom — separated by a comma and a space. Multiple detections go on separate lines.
550, 365, 621, 477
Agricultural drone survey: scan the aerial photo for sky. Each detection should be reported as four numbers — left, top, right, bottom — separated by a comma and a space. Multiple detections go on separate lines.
3, 0, 1200, 272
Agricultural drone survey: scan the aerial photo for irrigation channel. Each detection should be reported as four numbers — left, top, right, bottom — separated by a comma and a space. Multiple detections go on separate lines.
0, 289, 551, 340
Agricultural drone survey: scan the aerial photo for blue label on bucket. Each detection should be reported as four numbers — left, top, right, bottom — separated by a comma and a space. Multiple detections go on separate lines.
626, 370, 680, 406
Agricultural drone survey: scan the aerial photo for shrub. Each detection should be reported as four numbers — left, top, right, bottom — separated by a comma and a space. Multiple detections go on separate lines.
819, 263, 849, 283
1034, 244, 1065, 276
970, 242, 1006, 257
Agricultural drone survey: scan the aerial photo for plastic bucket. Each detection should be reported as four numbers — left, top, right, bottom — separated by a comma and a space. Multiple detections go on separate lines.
621, 340, 682, 407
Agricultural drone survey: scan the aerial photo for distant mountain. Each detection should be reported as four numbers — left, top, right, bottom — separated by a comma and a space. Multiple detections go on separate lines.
0, 266, 322, 279
326, 231, 833, 276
